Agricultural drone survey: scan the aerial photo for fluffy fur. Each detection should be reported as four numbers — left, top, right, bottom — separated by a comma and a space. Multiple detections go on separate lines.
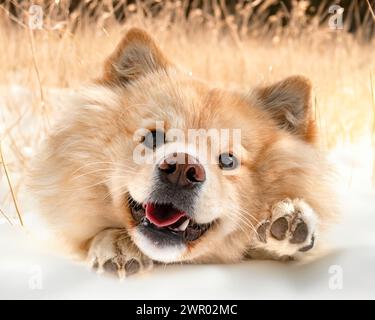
28, 28, 337, 275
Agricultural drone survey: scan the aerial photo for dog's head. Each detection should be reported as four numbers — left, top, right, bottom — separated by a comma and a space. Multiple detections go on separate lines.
77, 29, 316, 262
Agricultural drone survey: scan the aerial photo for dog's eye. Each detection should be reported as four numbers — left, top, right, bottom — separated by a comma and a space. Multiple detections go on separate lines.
218, 153, 238, 170
143, 130, 165, 149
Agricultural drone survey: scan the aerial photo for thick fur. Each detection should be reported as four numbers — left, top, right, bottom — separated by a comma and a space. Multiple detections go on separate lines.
28, 29, 337, 273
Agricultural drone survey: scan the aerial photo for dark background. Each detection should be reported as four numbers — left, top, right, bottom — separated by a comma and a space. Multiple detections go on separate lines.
1, 0, 374, 39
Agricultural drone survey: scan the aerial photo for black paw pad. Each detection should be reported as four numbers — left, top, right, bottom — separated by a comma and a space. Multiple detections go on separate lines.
290, 220, 308, 244
125, 259, 141, 276
257, 221, 270, 243
270, 217, 288, 240
299, 235, 315, 252
103, 259, 119, 274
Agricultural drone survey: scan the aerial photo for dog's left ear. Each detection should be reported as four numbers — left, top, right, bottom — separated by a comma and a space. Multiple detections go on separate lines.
253, 75, 316, 143
100, 28, 171, 85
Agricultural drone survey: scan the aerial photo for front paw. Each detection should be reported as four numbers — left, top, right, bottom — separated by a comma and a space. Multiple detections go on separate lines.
256, 198, 318, 257
88, 229, 152, 278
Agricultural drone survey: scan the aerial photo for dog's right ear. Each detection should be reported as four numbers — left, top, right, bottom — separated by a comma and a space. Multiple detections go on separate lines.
253, 76, 316, 143
100, 28, 171, 85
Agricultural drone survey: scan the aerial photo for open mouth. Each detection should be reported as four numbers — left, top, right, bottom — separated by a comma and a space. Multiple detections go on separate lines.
128, 195, 212, 243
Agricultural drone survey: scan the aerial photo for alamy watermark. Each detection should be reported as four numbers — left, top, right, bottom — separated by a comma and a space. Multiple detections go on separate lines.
132, 122, 242, 175
328, 4, 344, 30
28, 5, 43, 30
28, 265, 43, 290
328, 265, 344, 290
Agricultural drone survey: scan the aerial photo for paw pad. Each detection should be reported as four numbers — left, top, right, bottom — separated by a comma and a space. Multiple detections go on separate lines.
290, 219, 308, 244
256, 198, 318, 255
270, 217, 289, 240
88, 229, 153, 278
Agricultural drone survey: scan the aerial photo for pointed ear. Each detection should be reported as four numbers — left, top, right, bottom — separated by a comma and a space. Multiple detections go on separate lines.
254, 76, 316, 143
101, 28, 171, 85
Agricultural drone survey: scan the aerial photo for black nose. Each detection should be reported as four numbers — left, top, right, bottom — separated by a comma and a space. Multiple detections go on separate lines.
158, 153, 206, 188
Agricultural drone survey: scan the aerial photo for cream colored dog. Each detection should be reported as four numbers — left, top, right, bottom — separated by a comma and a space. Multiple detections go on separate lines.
28, 28, 336, 277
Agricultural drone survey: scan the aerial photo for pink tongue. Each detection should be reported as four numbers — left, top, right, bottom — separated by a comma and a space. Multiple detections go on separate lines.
145, 203, 186, 227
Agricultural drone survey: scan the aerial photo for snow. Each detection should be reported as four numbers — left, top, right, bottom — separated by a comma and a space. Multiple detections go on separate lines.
1, 87, 375, 299
1, 214, 374, 299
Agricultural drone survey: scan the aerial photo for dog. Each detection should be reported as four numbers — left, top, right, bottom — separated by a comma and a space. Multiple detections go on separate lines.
28, 28, 337, 277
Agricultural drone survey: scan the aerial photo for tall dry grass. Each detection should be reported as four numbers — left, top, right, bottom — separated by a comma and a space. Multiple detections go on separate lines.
0, 0, 375, 225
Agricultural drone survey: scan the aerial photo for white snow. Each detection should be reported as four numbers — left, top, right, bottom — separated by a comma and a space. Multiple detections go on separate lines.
1, 207, 374, 300
1, 87, 375, 299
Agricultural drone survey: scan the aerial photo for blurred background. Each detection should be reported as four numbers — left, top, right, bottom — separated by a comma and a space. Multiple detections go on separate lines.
1, 1, 375, 219
0, 0, 374, 299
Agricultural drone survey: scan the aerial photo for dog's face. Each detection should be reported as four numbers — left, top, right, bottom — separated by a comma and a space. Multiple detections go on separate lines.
69, 29, 315, 263
109, 80, 267, 263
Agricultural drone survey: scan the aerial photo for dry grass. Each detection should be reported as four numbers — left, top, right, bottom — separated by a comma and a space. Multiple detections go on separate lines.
0, 142, 23, 225
0, 0, 375, 224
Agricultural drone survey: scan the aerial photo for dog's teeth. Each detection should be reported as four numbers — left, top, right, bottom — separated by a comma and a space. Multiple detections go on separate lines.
178, 219, 190, 231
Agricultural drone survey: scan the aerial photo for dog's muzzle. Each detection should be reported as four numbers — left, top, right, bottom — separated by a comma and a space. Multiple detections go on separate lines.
158, 152, 206, 188
128, 153, 213, 247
